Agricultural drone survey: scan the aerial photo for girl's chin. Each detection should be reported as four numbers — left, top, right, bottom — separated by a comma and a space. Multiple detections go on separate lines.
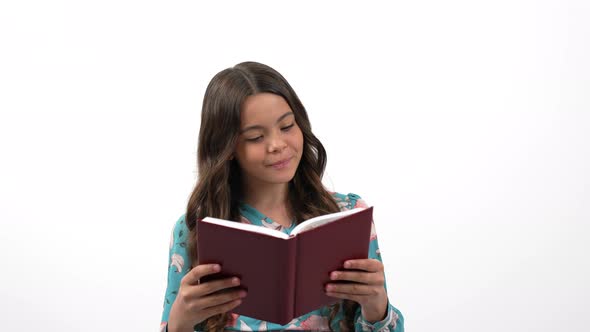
262, 171, 297, 184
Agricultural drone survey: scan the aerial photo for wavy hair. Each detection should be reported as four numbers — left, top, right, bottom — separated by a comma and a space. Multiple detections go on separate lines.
185, 61, 358, 331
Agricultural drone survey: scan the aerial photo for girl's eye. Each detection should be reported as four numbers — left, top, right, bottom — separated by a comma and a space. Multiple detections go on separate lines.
281, 124, 295, 131
246, 136, 263, 142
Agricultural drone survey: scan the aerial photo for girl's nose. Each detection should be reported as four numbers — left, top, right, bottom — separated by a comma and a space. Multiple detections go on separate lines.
267, 136, 287, 153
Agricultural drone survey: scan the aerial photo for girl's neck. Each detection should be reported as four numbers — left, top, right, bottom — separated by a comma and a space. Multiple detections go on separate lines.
242, 181, 290, 211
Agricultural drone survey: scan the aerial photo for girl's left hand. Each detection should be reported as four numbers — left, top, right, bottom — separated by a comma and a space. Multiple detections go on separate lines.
325, 259, 389, 323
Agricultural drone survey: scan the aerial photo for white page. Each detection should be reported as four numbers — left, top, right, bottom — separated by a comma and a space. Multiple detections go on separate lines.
201, 217, 290, 240
202, 207, 366, 239
290, 208, 366, 236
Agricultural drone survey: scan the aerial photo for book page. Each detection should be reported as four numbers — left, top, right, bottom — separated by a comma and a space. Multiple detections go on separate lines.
201, 217, 290, 240
290, 208, 366, 236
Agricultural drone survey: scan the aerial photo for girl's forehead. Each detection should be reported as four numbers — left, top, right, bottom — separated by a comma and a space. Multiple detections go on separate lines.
241, 93, 293, 123
242, 93, 288, 112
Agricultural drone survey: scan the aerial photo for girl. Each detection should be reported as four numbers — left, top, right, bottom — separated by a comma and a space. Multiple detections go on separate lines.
160, 61, 404, 331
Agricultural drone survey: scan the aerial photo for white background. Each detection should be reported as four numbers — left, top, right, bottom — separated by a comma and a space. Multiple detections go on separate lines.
1, 1, 589, 331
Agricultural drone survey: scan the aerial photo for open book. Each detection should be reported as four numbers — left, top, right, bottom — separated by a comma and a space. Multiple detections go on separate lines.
197, 207, 373, 325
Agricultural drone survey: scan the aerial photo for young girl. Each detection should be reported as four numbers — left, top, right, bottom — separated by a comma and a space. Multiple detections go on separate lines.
160, 61, 404, 331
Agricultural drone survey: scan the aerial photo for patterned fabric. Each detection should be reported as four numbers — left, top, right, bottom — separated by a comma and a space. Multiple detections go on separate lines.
160, 192, 404, 331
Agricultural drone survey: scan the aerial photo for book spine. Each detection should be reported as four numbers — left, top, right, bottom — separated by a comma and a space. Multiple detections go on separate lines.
284, 236, 297, 323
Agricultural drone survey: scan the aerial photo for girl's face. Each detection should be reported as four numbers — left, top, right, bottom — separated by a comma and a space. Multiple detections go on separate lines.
234, 93, 304, 188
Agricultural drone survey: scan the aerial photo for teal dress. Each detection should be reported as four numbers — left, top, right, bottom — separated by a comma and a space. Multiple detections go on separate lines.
160, 192, 404, 331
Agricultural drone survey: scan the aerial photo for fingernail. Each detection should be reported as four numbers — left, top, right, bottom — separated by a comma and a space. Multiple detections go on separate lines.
239, 290, 247, 298
330, 272, 338, 280
344, 261, 351, 268
213, 264, 220, 272
326, 284, 334, 291
232, 277, 240, 285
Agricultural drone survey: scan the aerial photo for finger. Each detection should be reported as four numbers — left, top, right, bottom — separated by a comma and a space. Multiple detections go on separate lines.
182, 264, 221, 286
196, 288, 247, 310
330, 270, 384, 285
325, 291, 363, 303
343, 259, 383, 273
199, 298, 243, 319
192, 277, 241, 298
325, 282, 375, 296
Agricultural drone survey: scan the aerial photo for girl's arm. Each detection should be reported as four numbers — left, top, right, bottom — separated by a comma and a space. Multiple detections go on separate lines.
349, 194, 405, 332
160, 215, 192, 331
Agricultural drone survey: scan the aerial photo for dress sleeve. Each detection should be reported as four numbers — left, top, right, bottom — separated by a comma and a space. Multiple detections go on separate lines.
346, 194, 405, 332
160, 215, 192, 332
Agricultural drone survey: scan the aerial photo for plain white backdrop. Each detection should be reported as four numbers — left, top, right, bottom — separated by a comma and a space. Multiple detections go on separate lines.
1, 1, 589, 331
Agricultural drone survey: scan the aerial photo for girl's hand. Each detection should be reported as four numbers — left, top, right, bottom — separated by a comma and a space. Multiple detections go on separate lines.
168, 264, 247, 332
325, 259, 389, 323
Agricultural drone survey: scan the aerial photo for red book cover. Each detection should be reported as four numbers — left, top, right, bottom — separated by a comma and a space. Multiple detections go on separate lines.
196, 207, 373, 325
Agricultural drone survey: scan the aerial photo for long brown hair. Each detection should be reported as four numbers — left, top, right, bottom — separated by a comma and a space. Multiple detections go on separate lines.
185, 61, 358, 331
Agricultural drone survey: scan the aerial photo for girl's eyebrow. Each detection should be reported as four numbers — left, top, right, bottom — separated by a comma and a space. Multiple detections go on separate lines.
240, 112, 294, 134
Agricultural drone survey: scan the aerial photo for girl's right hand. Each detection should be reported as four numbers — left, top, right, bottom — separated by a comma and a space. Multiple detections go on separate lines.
167, 264, 247, 332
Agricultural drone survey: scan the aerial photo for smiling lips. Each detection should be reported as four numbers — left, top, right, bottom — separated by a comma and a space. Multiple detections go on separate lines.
268, 157, 292, 170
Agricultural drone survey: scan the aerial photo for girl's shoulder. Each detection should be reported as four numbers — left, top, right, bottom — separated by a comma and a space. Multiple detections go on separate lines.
170, 214, 189, 244
328, 191, 369, 211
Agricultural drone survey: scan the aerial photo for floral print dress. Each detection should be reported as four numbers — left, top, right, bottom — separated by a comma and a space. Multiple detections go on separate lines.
160, 192, 404, 331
